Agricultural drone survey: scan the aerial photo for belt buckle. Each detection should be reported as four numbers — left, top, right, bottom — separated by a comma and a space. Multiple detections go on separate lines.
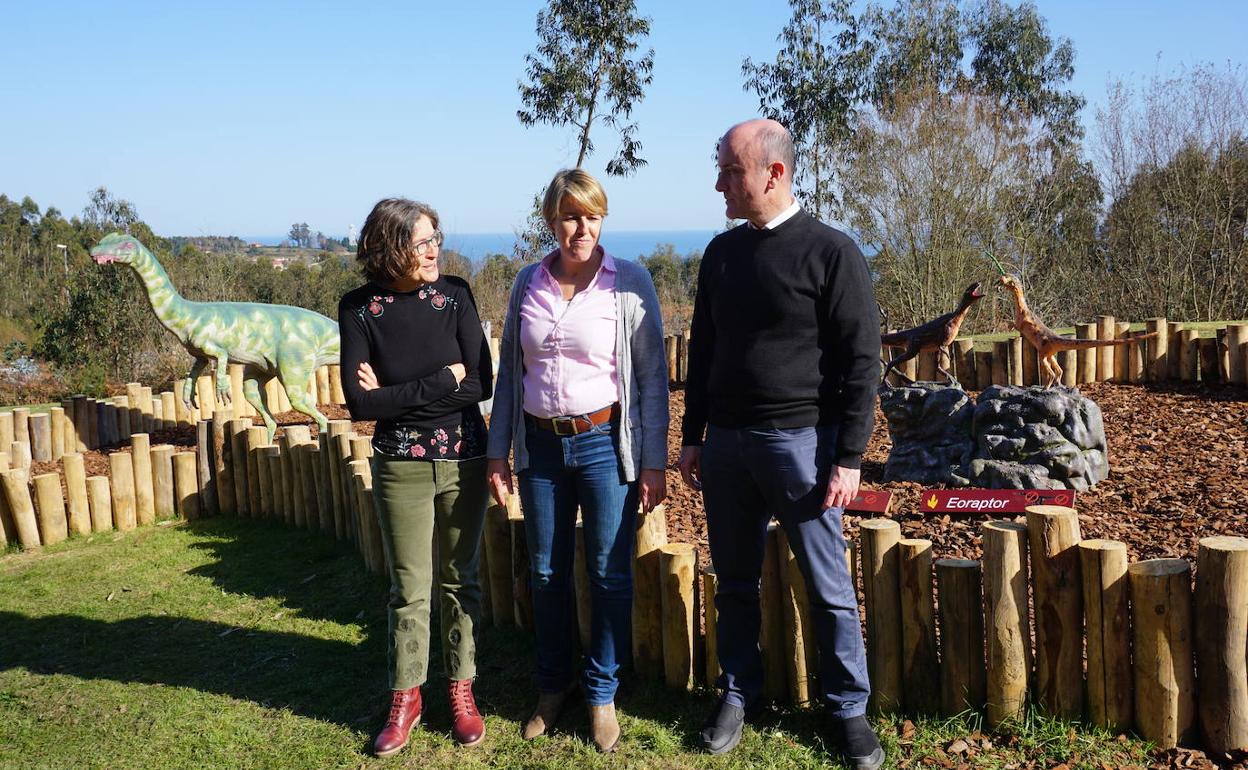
552, 416, 576, 436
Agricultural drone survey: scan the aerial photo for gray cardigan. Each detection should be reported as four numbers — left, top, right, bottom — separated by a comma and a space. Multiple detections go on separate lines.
485, 256, 669, 481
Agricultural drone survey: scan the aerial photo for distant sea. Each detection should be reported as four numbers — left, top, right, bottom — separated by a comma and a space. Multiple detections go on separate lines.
242, 230, 720, 262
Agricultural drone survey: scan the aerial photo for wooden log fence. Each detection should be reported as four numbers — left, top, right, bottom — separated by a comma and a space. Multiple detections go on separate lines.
5, 351, 1248, 756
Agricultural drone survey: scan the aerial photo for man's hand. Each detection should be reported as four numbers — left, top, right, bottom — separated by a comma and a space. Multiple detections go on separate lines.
486, 458, 512, 507
639, 468, 667, 513
447, 362, 466, 384
677, 446, 702, 491
822, 465, 860, 511
357, 361, 380, 391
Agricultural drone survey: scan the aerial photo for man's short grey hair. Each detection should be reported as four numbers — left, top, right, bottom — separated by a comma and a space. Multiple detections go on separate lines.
756, 123, 796, 178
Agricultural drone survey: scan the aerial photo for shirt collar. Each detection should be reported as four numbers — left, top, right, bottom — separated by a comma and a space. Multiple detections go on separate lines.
748, 200, 801, 230
540, 246, 616, 273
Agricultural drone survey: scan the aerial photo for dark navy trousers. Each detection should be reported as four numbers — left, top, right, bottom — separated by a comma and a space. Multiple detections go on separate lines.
702, 424, 871, 718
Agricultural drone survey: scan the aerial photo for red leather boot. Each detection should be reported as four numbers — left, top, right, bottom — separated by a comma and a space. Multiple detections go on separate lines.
373, 686, 422, 757
448, 679, 485, 747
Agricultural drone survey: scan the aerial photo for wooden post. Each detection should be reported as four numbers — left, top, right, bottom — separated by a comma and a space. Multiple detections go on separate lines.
1199, 337, 1221, 383
0, 412, 12, 455
2, 469, 40, 548
1195, 536, 1248, 753
257, 446, 277, 518
174, 380, 191, 427
50, 407, 65, 461
954, 339, 975, 390
759, 521, 788, 702
10, 440, 31, 472
899, 538, 939, 715
109, 452, 137, 532
900, 349, 917, 384
228, 364, 247, 417
861, 518, 902, 714
29, 413, 51, 462
150, 444, 175, 519
1228, 324, 1248, 385
62, 453, 91, 536
327, 420, 351, 539
268, 446, 286, 524
329, 364, 346, 404
659, 542, 697, 691
1008, 335, 1023, 386
333, 433, 354, 538
937, 558, 985, 715
160, 391, 177, 430
86, 476, 112, 531
509, 499, 534, 630
352, 471, 382, 575
172, 452, 200, 520
703, 566, 720, 687
1166, 321, 1184, 380
1129, 558, 1195, 749
129, 433, 155, 526
0, 457, 11, 547
982, 521, 1031, 727
229, 418, 251, 516
310, 444, 332, 532
196, 420, 217, 517
1079, 539, 1132, 731
113, 395, 131, 442
1076, 323, 1097, 383
665, 336, 677, 384
212, 411, 235, 515
573, 519, 592, 650
290, 441, 308, 529
1097, 315, 1115, 381
1026, 505, 1082, 719
71, 395, 90, 451
991, 341, 1009, 386
1114, 322, 1131, 382
1128, 331, 1146, 383
12, 407, 30, 447
316, 366, 331, 405
917, 348, 937, 382
1059, 349, 1077, 387
632, 503, 668, 678
483, 503, 514, 627
347, 458, 374, 569
777, 527, 817, 707
245, 426, 266, 517
1180, 329, 1199, 382
974, 351, 992, 390
1021, 338, 1039, 386
315, 434, 333, 533
33, 473, 68, 545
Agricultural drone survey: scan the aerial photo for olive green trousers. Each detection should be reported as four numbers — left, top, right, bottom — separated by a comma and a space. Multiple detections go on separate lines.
371, 455, 488, 690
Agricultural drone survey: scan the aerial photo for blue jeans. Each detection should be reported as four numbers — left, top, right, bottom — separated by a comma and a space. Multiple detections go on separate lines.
702, 424, 871, 718
518, 420, 638, 705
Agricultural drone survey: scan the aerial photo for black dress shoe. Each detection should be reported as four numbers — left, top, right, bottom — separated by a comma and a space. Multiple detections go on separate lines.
833, 715, 885, 770
699, 699, 747, 755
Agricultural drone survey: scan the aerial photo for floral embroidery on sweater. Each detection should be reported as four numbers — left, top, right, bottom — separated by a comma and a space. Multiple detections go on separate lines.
356, 294, 395, 320
417, 286, 457, 311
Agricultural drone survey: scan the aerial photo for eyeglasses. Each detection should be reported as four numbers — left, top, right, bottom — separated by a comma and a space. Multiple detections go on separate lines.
414, 230, 444, 257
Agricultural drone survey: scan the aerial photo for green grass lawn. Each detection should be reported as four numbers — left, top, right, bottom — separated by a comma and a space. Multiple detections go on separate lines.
0, 519, 1153, 769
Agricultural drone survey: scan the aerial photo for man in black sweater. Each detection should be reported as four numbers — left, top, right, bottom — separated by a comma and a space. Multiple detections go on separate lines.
678, 119, 883, 769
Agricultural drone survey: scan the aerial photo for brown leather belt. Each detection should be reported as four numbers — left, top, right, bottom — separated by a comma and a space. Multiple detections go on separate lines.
526, 403, 620, 436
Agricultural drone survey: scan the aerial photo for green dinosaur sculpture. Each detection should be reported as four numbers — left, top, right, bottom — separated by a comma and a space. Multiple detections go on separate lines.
90, 233, 341, 439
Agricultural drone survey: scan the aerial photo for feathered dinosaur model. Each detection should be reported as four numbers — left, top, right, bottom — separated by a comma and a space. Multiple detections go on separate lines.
90, 233, 340, 439
880, 282, 984, 385
989, 255, 1156, 389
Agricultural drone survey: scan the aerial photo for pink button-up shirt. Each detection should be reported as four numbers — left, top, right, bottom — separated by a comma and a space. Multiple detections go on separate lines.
519, 250, 620, 419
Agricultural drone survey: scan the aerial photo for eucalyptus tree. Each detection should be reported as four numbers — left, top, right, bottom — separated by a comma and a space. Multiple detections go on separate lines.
517, 0, 655, 176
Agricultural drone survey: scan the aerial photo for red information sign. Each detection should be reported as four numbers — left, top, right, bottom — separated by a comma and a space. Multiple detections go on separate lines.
918, 488, 1076, 514
847, 490, 893, 514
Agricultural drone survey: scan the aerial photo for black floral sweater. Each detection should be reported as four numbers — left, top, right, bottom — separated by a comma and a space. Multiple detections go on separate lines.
338, 276, 493, 461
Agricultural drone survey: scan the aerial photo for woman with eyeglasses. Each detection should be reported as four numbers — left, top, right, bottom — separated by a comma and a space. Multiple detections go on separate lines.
486, 169, 669, 753
338, 198, 493, 756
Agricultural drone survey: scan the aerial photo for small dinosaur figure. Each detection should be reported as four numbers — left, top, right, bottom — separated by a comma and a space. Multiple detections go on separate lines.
997, 273, 1155, 388
880, 282, 984, 385
90, 233, 340, 438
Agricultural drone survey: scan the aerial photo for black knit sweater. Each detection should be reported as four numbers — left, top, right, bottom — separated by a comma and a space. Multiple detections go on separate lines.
338, 276, 493, 460
680, 210, 880, 468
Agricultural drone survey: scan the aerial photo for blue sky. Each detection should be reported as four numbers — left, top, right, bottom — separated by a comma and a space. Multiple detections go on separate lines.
1, 1, 1244, 238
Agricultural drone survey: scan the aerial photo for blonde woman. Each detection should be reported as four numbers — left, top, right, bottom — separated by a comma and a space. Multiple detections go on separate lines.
486, 169, 669, 752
